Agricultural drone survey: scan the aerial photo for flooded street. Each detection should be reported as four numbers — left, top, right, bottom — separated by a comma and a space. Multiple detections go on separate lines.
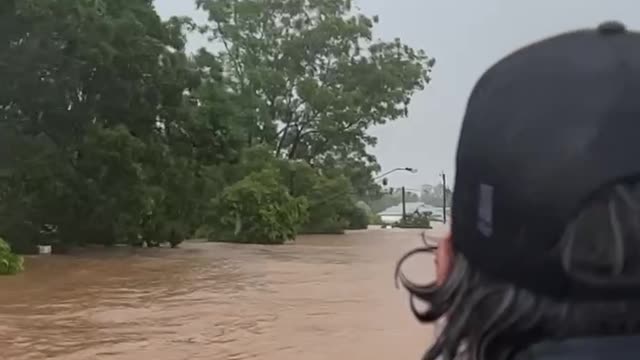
0, 228, 439, 360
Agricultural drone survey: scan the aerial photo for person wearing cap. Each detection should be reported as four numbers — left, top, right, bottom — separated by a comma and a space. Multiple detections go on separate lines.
397, 21, 640, 360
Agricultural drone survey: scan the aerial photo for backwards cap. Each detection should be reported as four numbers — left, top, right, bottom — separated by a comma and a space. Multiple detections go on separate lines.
452, 21, 640, 299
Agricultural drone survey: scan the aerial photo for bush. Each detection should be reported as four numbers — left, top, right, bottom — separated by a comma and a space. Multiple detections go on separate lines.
0, 220, 39, 255
302, 218, 347, 234
345, 204, 370, 230
0, 238, 24, 275
0, 126, 206, 249
295, 171, 355, 234
368, 213, 384, 225
207, 168, 308, 244
212, 151, 368, 236
394, 211, 432, 229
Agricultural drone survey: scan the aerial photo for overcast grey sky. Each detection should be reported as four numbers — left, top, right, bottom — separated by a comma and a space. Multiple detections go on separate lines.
154, 0, 640, 189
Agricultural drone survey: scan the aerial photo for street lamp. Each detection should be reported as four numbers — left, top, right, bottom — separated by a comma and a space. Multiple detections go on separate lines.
374, 167, 418, 221
440, 171, 448, 224
374, 167, 418, 181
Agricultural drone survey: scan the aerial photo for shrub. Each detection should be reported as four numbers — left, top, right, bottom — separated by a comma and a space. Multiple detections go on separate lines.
208, 168, 308, 244
345, 203, 370, 230
296, 172, 355, 234
302, 218, 347, 234
395, 211, 432, 229
0, 238, 24, 275
368, 213, 384, 225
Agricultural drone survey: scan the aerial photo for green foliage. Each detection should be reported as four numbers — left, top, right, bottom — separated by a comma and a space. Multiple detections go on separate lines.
395, 211, 432, 229
208, 168, 308, 244
368, 213, 384, 226
209, 147, 363, 238
300, 175, 354, 234
0, 0, 237, 250
196, 0, 433, 185
345, 203, 370, 230
0, 0, 433, 249
0, 238, 24, 275
281, 162, 356, 234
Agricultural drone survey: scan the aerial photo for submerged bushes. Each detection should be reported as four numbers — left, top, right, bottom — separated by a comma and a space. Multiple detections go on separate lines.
206, 168, 308, 244
395, 211, 433, 229
0, 0, 431, 248
0, 238, 24, 275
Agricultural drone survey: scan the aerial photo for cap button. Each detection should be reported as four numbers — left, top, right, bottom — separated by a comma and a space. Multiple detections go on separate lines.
598, 21, 626, 35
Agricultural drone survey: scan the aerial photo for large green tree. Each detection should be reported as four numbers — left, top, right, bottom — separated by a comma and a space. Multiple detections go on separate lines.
0, 0, 435, 250
195, 0, 434, 162
194, 0, 434, 233
0, 0, 234, 249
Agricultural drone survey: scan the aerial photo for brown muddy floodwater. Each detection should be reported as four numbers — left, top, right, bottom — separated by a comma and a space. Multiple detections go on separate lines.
0, 228, 440, 360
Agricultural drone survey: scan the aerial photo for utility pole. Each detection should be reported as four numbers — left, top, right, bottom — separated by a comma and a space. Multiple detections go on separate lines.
441, 172, 447, 224
401, 186, 406, 220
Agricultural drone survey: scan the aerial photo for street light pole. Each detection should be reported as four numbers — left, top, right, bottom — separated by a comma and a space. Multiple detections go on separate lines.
402, 186, 406, 220
441, 172, 447, 224
374, 167, 418, 181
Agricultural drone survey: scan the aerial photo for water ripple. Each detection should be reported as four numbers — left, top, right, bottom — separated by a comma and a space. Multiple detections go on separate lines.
0, 229, 438, 360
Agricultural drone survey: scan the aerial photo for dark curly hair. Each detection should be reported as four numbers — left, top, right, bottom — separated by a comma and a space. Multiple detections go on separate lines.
396, 182, 640, 360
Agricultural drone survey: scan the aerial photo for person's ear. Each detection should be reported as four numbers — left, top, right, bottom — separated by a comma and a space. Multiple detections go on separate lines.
435, 232, 453, 285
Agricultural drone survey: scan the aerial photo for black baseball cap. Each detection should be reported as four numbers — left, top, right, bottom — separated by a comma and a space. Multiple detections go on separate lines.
452, 21, 640, 300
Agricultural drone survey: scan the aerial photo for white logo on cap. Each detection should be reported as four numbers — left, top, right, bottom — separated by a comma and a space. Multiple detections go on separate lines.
478, 184, 494, 237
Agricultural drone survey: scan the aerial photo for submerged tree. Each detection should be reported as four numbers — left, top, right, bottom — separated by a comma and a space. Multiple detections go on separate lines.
0, 0, 436, 247
194, 0, 435, 232
0, 238, 23, 275
0, 0, 234, 248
